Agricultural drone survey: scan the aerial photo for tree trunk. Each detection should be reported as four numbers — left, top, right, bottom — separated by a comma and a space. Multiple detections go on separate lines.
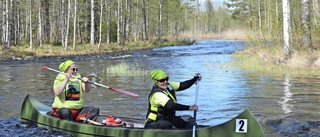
157, 0, 162, 40
90, 0, 95, 46
106, 0, 110, 44
29, 0, 33, 49
43, 0, 50, 43
5, 0, 9, 48
133, 0, 139, 42
258, 0, 262, 37
98, 0, 103, 49
142, 0, 148, 41
38, 0, 43, 47
117, 0, 122, 45
5, 0, 13, 49
77, 2, 82, 44
283, 0, 291, 59
125, 0, 131, 42
64, 0, 71, 50
301, 0, 313, 50
16, 0, 20, 45
197, 0, 200, 35
313, 0, 320, 26
61, 0, 65, 48
73, 0, 77, 50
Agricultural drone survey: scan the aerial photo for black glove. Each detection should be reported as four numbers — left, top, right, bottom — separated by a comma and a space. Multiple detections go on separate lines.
194, 73, 201, 81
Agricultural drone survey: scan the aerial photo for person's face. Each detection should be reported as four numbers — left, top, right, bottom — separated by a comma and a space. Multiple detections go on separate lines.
155, 77, 169, 90
67, 64, 78, 75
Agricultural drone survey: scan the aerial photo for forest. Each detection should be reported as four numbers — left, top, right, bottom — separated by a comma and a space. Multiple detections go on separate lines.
0, 0, 319, 60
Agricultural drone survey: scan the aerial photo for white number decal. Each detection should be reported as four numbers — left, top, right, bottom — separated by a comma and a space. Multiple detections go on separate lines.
236, 119, 247, 133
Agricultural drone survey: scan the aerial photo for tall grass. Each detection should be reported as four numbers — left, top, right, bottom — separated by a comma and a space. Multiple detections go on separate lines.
104, 61, 148, 77
229, 42, 320, 78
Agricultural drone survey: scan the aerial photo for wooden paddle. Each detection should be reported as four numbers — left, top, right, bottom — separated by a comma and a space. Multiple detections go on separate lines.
192, 80, 200, 137
79, 117, 103, 126
43, 66, 139, 97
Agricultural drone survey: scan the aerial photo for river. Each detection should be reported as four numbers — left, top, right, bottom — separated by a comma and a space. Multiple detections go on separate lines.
0, 39, 319, 137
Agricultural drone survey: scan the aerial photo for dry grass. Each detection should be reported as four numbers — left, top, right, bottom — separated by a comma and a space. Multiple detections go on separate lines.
0, 39, 192, 59
177, 29, 259, 40
231, 44, 320, 78
178, 32, 226, 40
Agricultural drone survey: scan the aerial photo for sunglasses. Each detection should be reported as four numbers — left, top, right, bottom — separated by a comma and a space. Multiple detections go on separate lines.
70, 68, 78, 71
157, 77, 169, 82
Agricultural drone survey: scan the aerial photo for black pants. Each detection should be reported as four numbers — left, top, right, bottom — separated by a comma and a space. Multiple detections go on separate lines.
53, 106, 100, 122
145, 115, 196, 129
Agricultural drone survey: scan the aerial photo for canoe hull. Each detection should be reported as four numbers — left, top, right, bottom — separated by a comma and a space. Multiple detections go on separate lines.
21, 94, 264, 137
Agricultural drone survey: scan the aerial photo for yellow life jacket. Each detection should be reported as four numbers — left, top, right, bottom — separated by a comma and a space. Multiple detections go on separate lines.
146, 83, 178, 121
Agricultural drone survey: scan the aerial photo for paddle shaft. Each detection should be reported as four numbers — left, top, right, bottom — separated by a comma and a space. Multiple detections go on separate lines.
79, 117, 103, 125
43, 66, 139, 97
192, 80, 200, 137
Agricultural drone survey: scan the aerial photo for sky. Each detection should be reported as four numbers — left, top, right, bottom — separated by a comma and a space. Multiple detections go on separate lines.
197, 0, 226, 9
198, 0, 226, 8
199, 0, 224, 5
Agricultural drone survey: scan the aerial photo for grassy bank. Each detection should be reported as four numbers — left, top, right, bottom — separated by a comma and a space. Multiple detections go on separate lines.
228, 31, 320, 78
230, 45, 320, 78
0, 38, 193, 59
0, 30, 249, 59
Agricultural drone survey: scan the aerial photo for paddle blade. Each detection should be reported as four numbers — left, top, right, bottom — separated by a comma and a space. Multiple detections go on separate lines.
43, 66, 49, 70
109, 87, 139, 97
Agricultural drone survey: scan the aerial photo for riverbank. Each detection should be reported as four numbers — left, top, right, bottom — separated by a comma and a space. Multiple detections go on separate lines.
0, 38, 194, 60
1, 31, 319, 78
229, 41, 320, 78
0, 30, 246, 60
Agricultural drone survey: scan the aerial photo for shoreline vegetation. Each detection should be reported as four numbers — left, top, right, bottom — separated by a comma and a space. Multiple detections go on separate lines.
1, 29, 319, 78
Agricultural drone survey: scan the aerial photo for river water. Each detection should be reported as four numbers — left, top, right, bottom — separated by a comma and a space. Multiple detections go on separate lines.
0, 39, 320, 137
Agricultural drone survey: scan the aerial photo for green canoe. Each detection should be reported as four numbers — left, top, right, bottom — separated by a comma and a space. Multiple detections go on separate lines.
21, 94, 264, 137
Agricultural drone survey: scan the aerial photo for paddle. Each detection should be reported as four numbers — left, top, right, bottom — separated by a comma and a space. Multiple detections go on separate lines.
43, 66, 139, 97
192, 79, 200, 137
79, 117, 103, 125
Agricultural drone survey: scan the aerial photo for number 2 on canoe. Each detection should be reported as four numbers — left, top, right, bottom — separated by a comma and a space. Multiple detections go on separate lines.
235, 119, 247, 133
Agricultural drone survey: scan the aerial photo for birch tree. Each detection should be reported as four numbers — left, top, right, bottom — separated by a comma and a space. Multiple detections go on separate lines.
4, 0, 9, 48
314, 0, 320, 26
37, 0, 42, 47
29, 0, 33, 49
0, 1, 3, 45
90, 0, 95, 46
301, 0, 313, 50
283, 0, 291, 58
64, 0, 71, 50
258, 0, 262, 37
73, 0, 77, 50
157, 0, 163, 40
5, 0, 13, 49
106, 0, 111, 44
142, 0, 148, 41
61, 0, 65, 47
205, 0, 214, 32
117, 0, 122, 45
98, 0, 104, 48
133, 0, 140, 42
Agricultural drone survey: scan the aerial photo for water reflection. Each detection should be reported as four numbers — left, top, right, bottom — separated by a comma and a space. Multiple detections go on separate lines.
278, 76, 293, 115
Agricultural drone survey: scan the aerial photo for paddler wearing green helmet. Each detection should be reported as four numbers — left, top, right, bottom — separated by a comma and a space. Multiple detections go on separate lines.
51, 60, 100, 122
145, 69, 202, 129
